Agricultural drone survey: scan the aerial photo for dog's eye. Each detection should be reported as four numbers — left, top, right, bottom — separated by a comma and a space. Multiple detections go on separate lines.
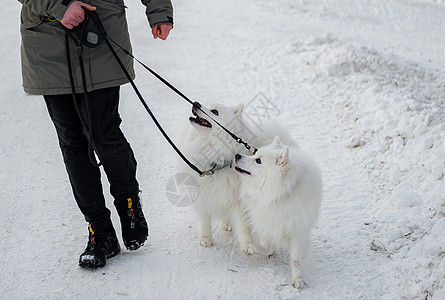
211, 109, 219, 116
255, 158, 262, 164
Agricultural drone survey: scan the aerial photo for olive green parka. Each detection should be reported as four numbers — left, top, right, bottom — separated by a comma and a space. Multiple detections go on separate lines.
18, 0, 173, 95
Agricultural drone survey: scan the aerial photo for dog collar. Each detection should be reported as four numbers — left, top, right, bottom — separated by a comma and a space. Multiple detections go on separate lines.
201, 160, 233, 176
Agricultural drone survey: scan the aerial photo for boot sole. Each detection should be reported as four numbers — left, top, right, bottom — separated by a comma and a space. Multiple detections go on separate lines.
125, 240, 144, 251
124, 234, 148, 251
79, 246, 121, 269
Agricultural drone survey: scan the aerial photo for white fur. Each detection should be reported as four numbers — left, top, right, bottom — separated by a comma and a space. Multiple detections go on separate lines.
235, 136, 322, 288
176, 103, 256, 254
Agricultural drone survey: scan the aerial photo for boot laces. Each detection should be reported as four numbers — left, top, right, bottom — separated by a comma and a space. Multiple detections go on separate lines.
127, 197, 136, 229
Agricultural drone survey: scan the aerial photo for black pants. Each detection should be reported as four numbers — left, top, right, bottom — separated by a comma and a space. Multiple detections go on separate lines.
44, 86, 139, 223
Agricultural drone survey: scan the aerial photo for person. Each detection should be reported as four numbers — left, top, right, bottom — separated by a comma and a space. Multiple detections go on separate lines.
18, 0, 173, 268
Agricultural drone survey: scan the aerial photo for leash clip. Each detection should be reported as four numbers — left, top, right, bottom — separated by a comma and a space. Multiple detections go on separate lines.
200, 169, 215, 177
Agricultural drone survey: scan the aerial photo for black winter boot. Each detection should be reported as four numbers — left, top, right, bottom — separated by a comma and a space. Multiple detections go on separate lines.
79, 219, 121, 268
114, 193, 148, 251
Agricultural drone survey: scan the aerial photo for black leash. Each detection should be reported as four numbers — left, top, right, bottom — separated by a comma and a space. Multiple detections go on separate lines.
103, 36, 207, 176
66, 9, 257, 176
106, 36, 258, 155
65, 27, 103, 167
87, 12, 207, 176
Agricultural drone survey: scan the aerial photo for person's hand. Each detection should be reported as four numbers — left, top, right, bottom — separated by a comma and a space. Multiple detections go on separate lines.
151, 24, 173, 40
60, 1, 96, 29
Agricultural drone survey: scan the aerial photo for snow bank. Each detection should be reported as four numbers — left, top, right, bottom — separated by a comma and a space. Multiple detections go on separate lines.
294, 35, 445, 299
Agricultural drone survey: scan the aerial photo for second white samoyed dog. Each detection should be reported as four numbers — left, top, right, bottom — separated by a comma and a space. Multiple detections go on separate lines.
235, 135, 322, 288
176, 102, 257, 254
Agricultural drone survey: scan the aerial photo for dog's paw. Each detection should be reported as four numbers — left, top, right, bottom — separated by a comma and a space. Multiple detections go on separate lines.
222, 221, 232, 231
242, 241, 257, 255
200, 236, 214, 247
292, 276, 305, 289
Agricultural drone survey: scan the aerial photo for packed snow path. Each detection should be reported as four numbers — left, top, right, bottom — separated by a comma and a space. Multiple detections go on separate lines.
1, 0, 444, 299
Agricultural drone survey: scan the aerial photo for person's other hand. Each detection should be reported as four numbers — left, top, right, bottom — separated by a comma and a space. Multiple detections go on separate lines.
151, 24, 173, 40
60, 1, 96, 29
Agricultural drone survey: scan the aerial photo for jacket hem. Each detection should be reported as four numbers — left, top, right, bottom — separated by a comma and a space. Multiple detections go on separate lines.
24, 76, 135, 96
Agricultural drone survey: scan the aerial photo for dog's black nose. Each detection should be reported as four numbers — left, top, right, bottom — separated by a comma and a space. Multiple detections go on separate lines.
235, 154, 241, 161
193, 101, 201, 109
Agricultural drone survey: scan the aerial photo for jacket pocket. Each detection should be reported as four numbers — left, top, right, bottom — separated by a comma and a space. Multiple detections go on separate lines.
20, 7, 44, 30
94, 0, 127, 15
100, 0, 126, 6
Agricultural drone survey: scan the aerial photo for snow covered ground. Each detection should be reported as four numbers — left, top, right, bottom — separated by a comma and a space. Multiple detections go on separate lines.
1, 0, 444, 299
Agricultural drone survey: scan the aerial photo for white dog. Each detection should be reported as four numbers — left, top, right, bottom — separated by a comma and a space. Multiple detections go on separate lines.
176, 102, 256, 254
235, 135, 322, 288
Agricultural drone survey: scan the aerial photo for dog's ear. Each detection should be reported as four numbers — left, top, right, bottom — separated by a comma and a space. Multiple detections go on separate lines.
276, 147, 289, 167
234, 103, 244, 116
